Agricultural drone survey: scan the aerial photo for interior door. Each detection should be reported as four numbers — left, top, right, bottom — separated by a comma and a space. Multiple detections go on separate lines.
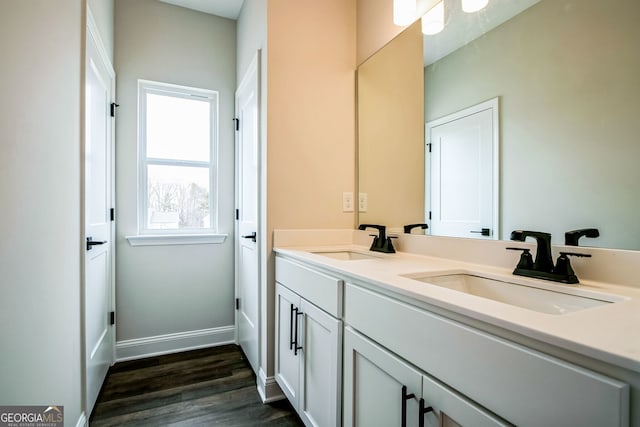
84, 20, 115, 414
235, 52, 260, 374
426, 98, 498, 240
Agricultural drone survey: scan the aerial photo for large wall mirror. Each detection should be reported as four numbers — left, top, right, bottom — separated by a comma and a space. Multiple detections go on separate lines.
357, 0, 640, 250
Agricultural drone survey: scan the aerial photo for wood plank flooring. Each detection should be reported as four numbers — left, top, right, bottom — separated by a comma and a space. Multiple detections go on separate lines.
90, 345, 304, 426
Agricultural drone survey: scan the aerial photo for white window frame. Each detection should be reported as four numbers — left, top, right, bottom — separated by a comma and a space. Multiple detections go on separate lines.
127, 79, 226, 246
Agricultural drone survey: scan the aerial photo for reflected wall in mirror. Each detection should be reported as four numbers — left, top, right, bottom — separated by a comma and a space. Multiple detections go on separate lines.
357, 0, 640, 250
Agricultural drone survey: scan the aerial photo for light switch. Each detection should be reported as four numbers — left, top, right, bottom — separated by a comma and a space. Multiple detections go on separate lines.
359, 193, 368, 212
342, 192, 354, 212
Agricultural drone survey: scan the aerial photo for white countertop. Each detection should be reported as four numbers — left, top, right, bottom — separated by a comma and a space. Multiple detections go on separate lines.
274, 243, 640, 373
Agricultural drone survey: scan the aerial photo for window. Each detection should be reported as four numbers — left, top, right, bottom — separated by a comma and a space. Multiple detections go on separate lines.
136, 80, 219, 241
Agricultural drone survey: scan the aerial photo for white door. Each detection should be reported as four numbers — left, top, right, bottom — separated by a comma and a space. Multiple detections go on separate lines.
299, 299, 342, 427
235, 52, 260, 374
426, 98, 499, 240
84, 20, 115, 414
343, 327, 422, 427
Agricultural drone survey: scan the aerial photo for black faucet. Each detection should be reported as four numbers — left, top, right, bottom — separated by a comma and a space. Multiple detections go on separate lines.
358, 224, 396, 253
565, 228, 600, 246
510, 230, 554, 272
507, 230, 591, 284
403, 223, 428, 234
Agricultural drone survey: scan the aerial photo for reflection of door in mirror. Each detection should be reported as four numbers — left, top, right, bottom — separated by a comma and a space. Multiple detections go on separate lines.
426, 98, 499, 240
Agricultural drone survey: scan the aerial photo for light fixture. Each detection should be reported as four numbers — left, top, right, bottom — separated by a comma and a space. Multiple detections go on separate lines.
421, 1, 444, 35
393, 0, 417, 26
461, 0, 489, 13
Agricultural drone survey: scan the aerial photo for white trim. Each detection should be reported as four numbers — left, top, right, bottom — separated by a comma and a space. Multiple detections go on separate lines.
126, 233, 227, 246
75, 412, 87, 427
86, 9, 115, 78
115, 326, 235, 361
257, 368, 285, 403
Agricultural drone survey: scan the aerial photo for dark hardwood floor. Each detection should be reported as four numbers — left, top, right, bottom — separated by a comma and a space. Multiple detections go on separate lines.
89, 345, 304, 426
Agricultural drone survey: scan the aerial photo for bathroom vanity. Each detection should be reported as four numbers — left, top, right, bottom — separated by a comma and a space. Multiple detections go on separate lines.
273, 230, 639, 427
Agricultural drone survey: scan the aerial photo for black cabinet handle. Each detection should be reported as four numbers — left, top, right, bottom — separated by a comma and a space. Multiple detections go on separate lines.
289, 304, 295, 351
293, 308, 303, 355
418, 398, 434, 427
401, 385, 416, 427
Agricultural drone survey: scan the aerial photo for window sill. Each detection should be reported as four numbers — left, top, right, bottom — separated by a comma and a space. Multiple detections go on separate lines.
126, 233, 228, 247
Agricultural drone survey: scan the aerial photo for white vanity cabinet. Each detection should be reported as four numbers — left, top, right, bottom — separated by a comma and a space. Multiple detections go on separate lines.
275, 257, 343, 427
345, 282, 630, 427
344, 326, 509, 427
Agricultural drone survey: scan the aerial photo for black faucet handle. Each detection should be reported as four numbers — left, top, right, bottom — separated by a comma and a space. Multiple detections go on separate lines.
564, 228, 600, 246
403, 223, 428, 234
506, 247, 534, 270
558, 251, 592, 258
554, 252, 591, 280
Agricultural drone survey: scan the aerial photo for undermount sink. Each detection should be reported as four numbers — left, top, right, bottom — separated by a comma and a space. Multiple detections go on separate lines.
403, 273, 622, 315
311, 250, 381, 261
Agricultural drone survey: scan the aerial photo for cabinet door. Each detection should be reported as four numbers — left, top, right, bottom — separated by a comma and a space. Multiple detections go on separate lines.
299, 298, 342, 427
420, 373, 511, 427
275, 283, 301, 407
344, 327, 422, 427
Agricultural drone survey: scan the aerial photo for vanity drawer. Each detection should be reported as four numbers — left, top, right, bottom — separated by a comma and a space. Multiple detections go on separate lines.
275, 256, 343, 317
345, 283, 629, 427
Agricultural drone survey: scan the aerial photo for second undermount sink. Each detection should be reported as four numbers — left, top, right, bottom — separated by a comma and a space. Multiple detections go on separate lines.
311, 250, 381, 261
402, 273, 623, 315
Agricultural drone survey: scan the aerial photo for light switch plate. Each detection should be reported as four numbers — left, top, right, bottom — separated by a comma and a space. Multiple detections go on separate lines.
343, 192, 354, 212
359, 193, 368, 212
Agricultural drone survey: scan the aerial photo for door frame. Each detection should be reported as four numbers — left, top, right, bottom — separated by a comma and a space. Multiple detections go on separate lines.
425, 97, 500, 239
234, 51, 261, 371
82, 8, 116, 415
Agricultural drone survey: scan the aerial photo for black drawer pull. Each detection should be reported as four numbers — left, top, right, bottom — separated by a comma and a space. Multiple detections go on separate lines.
294, 308, 304, 355
401, 385, 416, 427
418, 398, 434, 427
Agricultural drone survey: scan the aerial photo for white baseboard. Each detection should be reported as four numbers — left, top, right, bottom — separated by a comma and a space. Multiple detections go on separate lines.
75, 412, 87, 427
116, 326, 235, 361
256, 368, 285, 403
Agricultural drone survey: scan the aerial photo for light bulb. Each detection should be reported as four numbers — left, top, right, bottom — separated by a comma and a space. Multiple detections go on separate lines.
462, 0, 488, 13
422, 1, 444, 35
394, 0, 417, 26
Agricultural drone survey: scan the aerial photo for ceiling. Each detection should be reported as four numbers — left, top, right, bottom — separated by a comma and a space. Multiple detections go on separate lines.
157, 0, 245, 20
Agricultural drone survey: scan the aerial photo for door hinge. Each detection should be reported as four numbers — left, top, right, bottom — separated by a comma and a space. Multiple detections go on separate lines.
233, 117, 240, 131
235, 298, 240, 310
235, 209, 239, 220
110, 102, 120, 117
109, 311, 115, 325
110, 208, 115, 222
426, 143, 432, 153
428, 211, 432, 220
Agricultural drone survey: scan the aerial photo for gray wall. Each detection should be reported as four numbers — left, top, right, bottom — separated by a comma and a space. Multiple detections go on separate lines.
114, 0, 237, 357
0, 0, 83, 423
424, 0, 640, 249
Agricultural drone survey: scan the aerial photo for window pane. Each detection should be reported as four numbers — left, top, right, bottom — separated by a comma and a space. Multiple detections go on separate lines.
146, 93, 210, 161
147, 165, 210, 230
